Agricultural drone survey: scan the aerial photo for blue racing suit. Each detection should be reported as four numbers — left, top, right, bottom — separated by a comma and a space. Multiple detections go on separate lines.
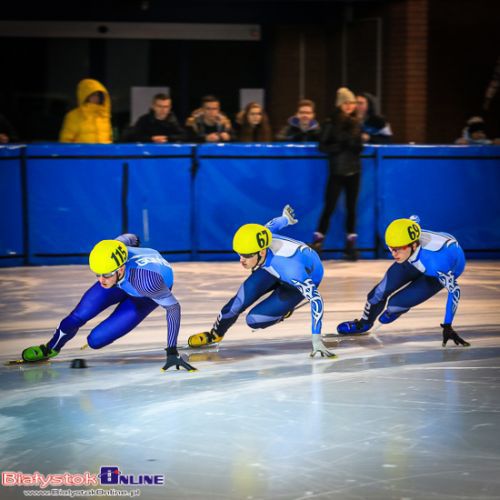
212, 215, 324, 338
362, 230, 465, 325
47, 246, 180, 351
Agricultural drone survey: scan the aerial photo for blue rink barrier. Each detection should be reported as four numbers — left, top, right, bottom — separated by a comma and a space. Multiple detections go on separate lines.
0, 143, 499, 267
195, 143, 377, 260
376, 145, 500, 259
23, 144, 193, 265
0, 146, 24, 266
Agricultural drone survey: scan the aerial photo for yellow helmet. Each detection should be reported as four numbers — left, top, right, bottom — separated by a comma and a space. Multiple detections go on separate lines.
89, 240, 128, 275
385, 219, 422, 247
233, 224, 272, 255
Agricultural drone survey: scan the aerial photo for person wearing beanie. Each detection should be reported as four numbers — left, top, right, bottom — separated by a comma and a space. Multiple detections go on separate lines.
311, 87, 364, 261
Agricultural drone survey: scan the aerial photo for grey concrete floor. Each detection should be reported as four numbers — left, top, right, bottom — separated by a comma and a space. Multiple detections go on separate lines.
0, 260, 499, 500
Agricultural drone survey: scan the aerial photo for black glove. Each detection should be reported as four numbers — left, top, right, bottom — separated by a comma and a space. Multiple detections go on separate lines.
441, 323, 470, 347
162, 347, 197, 372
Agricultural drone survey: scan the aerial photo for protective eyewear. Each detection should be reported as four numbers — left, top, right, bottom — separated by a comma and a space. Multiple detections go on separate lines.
96, 269, 119, 279
239, 252, 258, 259
388, 245, 409, 253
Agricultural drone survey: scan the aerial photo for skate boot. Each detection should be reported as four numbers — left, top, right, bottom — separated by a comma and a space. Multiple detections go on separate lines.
22, 344, 59, 362
344, 233, 359, 261
337, 319, 372, 335
310, 232, 325, 252
188, 329, 224, 348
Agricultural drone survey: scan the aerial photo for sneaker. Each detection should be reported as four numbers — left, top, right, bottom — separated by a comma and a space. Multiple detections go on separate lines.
310, 232, 325, 252
22, 344, 59, 362
337, 319, 372, 335
188, 329, 224, 348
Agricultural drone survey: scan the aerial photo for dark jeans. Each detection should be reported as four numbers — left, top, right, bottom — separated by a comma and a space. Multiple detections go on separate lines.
317, 172, 360, 235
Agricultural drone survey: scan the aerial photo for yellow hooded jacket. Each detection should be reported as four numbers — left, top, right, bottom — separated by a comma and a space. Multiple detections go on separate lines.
59, 79, 112, 143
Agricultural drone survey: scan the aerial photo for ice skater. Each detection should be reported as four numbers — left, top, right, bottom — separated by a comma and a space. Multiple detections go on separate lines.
188, 205, 336, 358
21, 234, 196, 371
337, 217, 470, 347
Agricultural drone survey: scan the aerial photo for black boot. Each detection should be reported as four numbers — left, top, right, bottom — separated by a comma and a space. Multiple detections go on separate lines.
344, 233, 359, 261
310, 232, 325, 252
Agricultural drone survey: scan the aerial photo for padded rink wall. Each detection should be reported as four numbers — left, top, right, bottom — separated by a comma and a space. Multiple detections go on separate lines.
0, 143, 499, 267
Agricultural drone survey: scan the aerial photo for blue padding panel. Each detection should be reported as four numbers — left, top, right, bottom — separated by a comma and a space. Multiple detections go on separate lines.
195, 143, 377, 259
127, 156, 193, 261
25, 144, 194, 265
0, 146, 24, 266
377, 145, 500, 257
27, 157, 123, 265
26, 143, 193, 158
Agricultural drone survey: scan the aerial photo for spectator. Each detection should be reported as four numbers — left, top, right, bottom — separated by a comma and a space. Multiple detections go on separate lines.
356, 92, 393, 144
185, 95, 233, 143
126, 93, 185, 143
455, 116, 500, 145
234, 102, 273, 142
276, 99, 321, 142
59, 78, 112, 143
311, 87, 363, 260
0, 113, 19, 144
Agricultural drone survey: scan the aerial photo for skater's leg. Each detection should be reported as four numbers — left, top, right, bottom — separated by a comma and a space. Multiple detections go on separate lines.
87, 296, 158, 349
47, 282, 127, 351
246, 285, 304, 329
379, 275, 443, 324
213, 268, 280, 336
187, 268, 280, 347
337, 262, 421, 334
362, 261, 422, 324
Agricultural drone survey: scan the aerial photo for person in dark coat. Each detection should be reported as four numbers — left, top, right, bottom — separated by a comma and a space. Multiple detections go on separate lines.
356, 92, 393, 144
128, 93, 185, 143
311, 87, 364, 260
0, 113, 19, 143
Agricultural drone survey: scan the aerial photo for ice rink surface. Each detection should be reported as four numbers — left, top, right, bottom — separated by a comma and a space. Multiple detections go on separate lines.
1, 260, 499, 500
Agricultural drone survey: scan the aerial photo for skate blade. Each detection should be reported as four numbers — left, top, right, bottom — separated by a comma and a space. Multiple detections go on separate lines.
181, 343, 221, 351
5, 359, 51, 366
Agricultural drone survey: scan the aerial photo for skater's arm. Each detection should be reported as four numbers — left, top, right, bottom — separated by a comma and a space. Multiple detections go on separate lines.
290, 278, 324, 334
115, 233, 140, 247
165, 302, 181, 349
290, 278, 335, 357
266, 205, 298, 234
436, 271, 460, 325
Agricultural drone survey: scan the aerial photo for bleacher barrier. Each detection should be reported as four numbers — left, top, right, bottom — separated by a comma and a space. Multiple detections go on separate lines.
1, 143, 499, 267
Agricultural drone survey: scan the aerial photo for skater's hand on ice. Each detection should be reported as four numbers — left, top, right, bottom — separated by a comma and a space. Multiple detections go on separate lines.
441, 324, 470, 347
282, 204, 298, 225
310, 335, 336, 358
162, 348, 198, 372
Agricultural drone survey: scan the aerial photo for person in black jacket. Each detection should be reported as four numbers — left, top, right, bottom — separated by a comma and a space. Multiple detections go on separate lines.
276, 99, 321, 142
311, 87, 363, 260
356, 92, 393, 144
127, 93, 185, 143
0, 113, 19, 143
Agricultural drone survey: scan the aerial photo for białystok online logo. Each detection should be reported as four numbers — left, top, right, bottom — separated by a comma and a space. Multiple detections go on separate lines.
99, 466, 164, 485
2, 467, 165, 488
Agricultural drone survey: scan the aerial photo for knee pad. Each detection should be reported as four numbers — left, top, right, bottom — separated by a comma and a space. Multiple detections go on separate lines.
246, 313, 262, 329
87, 330, 108, 349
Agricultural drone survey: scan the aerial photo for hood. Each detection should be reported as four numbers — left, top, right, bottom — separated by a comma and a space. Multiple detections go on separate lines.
76, 79, 110, 111
359, 92, 378, 117
288, 116, 320, 131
